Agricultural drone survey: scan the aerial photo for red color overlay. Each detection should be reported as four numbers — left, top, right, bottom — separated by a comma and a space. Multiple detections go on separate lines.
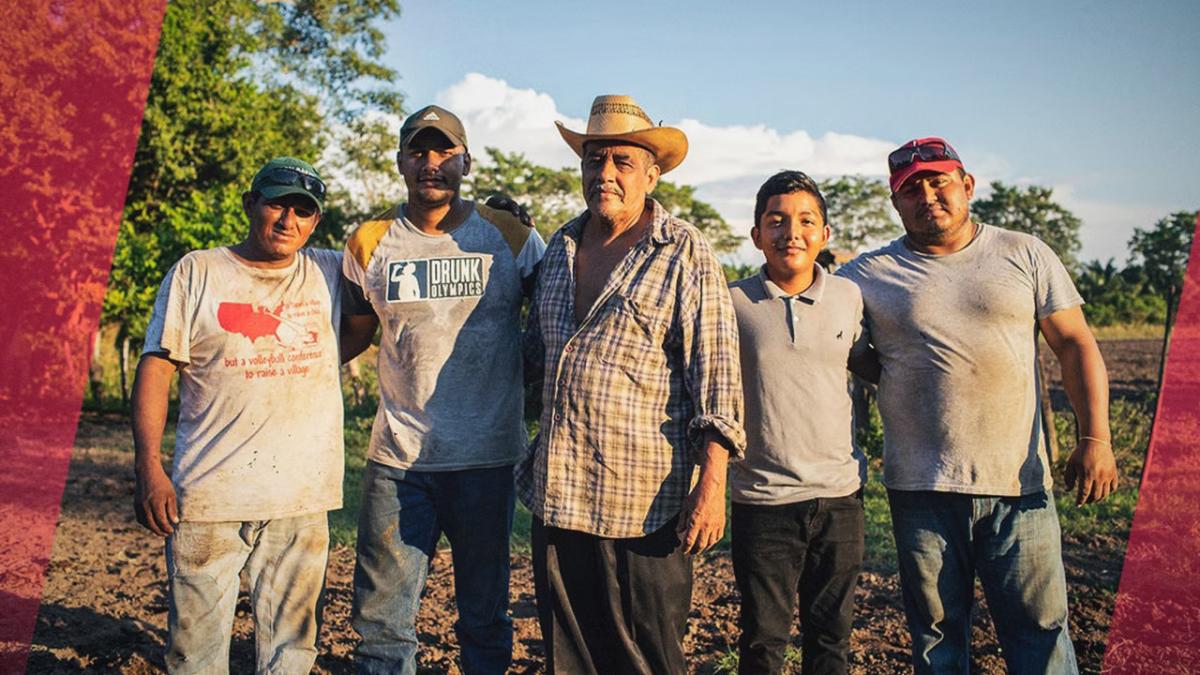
0, 1, 165, 670
1105, 213, 1200, 672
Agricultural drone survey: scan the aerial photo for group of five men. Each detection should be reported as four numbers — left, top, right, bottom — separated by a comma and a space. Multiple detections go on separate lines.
132, 94, 1118, 674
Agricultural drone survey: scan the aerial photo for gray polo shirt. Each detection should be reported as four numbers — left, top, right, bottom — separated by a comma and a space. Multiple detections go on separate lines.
728, 266, 873, 505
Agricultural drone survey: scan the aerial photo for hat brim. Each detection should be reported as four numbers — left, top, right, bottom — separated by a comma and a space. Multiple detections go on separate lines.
889, 160, 963, 193
257, 185, 323, 212
400, 125, 467, 151
556, 121, 688, 174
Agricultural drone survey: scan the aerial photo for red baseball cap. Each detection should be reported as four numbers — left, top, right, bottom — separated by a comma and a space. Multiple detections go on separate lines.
888, 137, 964, 193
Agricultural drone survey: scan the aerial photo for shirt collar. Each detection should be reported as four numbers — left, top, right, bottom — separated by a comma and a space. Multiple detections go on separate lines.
563, 198, 676, 246
758, 264, 827, 304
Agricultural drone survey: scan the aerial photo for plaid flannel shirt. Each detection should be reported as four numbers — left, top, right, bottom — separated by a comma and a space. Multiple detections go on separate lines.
516, 199, 746, 538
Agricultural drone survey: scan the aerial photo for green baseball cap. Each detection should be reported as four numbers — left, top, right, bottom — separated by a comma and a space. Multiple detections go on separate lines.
249, 157, 327, 212
399, 105, 468, 151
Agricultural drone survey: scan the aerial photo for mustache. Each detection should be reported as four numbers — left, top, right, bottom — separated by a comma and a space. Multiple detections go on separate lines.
588, 182, 624, 198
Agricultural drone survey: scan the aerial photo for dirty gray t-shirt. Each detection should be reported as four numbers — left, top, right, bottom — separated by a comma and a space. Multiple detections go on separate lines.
728, 266, 873, 504
143, 247, 345, 521
837, 224, 1083, 495
343, 203, 545, 471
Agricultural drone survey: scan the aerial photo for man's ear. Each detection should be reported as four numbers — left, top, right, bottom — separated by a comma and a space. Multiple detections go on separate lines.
242, 191, 256, 217
395, 150, 403, 175
962, 171, 976, 200
646, 163, 661, 194
820, 224, 832, 247
750, 224, 763, 251
462, 151, 472, 177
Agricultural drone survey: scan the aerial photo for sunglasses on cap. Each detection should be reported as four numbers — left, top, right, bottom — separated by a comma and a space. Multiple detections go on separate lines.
887, 140, 961, 174
258, 167, 327, 200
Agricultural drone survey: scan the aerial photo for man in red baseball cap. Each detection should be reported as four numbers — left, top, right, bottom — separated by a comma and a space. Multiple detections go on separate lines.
838, 137, 1118, 673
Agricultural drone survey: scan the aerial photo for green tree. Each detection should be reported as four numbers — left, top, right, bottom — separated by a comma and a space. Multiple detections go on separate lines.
652, 181, 742, 254
101, 0, 402, 401
971, 182, 1083, 271
1074, 259, 1166, 327
1129, 211, 1198, 335
464, 148, 583, 241
818, 175, 899, 252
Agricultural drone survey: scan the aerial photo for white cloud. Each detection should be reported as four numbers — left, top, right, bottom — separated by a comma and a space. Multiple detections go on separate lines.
433, 73, 901, 262
435, 73, 895, 186
431, 73, 1166, 265
437, 73, 583, 170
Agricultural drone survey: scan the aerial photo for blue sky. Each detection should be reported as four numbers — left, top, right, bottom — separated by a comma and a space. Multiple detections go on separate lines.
379, 1, 1199, 263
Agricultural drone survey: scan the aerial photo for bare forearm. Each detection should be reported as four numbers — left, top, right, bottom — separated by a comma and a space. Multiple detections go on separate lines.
131, 357, 173, 475
697, 432, 731, 484
339, 313, 379, 364
1058, 339, 1111, 439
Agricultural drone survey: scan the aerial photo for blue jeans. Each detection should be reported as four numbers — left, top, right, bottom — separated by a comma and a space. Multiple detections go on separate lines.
351, 461, 514, 675
888, 490, 1078, 675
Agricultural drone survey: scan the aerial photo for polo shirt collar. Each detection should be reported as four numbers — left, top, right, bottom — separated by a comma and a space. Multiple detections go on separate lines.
758, 264, 827, 304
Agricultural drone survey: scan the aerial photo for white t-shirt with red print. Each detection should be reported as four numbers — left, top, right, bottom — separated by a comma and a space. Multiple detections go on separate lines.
143, 247, 344, 521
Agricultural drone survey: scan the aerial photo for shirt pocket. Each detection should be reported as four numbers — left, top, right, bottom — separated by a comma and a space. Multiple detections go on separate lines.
592, 294, 670, 389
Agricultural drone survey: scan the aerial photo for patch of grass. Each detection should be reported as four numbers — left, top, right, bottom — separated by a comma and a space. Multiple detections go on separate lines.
863, 467, 896, 573
711, 647, 739, 674
329, 414, 373, 547
709, 645, 801, 673
1055, 487, 1139, 538
1049, 398, 1152, 540
1090, 322, 1165, 341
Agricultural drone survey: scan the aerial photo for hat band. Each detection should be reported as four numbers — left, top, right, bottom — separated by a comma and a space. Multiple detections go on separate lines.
590, 101, 653, 124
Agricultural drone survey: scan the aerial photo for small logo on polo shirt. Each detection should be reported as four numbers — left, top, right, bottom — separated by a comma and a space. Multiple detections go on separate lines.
386, 257, 485, 303
836, 330, 843, 340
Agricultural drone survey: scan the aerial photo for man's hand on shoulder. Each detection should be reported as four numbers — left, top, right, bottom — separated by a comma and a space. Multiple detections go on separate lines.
1064, 437, 1119, 506
135, 462, 179, 536
484, 194, 535, 229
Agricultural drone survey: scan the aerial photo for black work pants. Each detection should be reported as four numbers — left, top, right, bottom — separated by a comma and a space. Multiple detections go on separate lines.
731, 493, 865, 675
531, 516, 692, 675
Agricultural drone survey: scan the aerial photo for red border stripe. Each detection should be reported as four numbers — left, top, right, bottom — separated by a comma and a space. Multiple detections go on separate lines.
0, 1, 166, 671
1104, 212, 1200, 672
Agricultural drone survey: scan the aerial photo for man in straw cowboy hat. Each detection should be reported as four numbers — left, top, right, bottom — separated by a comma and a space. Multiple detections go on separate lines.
517, 95, 746, 673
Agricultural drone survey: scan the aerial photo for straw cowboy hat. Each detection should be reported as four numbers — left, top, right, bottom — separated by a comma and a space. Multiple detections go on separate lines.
555, 95, 688, 174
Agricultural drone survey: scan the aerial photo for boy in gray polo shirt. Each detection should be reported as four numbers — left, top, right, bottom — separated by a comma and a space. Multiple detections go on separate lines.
728, 171, 878, 674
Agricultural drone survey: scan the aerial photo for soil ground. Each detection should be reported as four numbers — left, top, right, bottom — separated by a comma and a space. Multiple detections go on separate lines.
28, 339, 1161, 673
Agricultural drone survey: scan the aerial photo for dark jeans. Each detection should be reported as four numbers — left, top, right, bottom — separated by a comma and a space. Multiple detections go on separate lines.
731, 493, 865, 675
531, 516, 692, 675
352, 461, 514, 675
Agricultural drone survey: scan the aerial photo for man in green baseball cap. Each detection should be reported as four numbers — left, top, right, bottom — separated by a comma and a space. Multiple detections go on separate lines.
132, 156, 345, 673
249, 156, 328, 214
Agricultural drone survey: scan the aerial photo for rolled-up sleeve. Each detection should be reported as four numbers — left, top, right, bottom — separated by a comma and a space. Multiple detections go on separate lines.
679, 240, 746, 460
